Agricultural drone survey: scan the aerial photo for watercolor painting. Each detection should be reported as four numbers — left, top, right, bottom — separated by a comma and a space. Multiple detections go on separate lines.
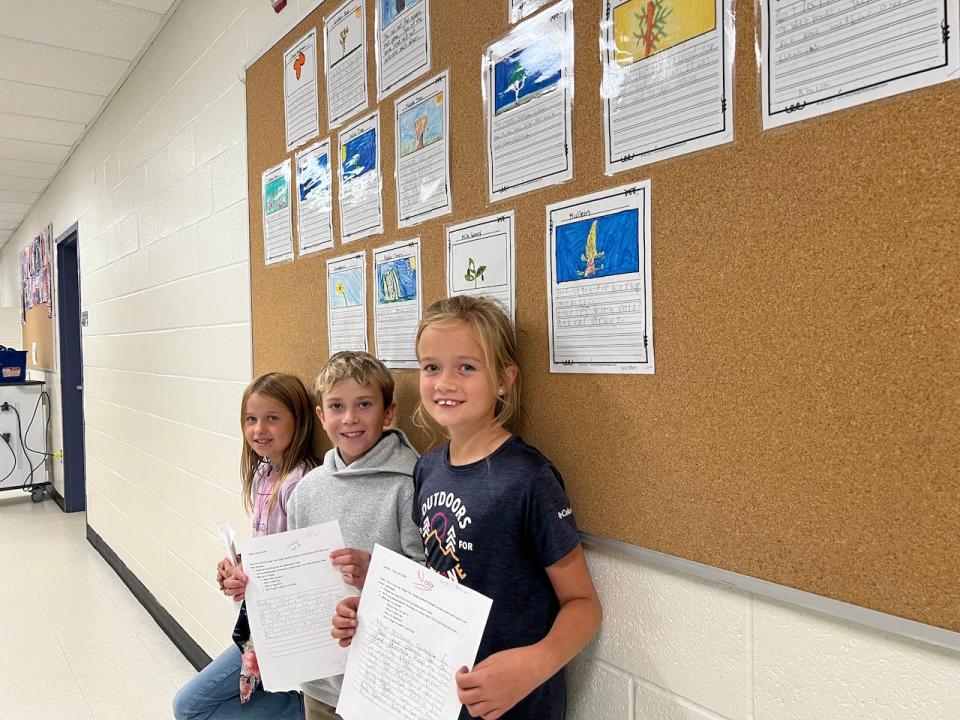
264, 176, 289, 214
329, 267, 364, 308
398, 92, 444, 157
613, 0, 715, 67
493, 39, 562, 115
377, 256, 417, 303
298, 151, 330, 202
342, 128, 377, 181
555, 209, 639, 283
382, 0, 421, 28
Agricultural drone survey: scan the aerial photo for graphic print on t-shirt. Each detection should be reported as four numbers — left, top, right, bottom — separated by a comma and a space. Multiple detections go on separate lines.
419, 488, 473, 582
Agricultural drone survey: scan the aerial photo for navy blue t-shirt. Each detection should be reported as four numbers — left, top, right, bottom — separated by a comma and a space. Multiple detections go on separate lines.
412, 435, 581, 720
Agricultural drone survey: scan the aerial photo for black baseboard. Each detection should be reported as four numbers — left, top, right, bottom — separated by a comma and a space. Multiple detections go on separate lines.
86, 524, 212, 672
49, 484, 65, 511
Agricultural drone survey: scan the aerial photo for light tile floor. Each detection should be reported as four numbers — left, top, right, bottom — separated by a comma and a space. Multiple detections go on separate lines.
0, 493, 197, 719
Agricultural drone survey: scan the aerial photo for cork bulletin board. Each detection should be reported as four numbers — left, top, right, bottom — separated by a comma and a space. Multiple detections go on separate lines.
246, 0, 960, 631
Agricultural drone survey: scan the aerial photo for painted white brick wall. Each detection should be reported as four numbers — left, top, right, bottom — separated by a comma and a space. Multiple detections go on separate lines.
0, 0, 957, 714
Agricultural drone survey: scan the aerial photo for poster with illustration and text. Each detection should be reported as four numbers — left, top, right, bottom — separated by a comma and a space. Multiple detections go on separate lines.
376, 0, 432, 100
395, 71, 451, 227
374, 238, 422, 368
261, 160, 294, 266
327, 251, 368, 354
338, 111, 384, 242
284, 29, 320, 151
601, 0, 735, 173
295, 139, 334, 256
546, 181, 654, 374
325, 0, 369, 129
483, 0, 574, 201
445, 212, 516, 322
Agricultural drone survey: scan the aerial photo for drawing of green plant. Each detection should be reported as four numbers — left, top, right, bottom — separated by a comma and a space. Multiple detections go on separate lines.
464, 257, 487, 288
633, 0, 672, 58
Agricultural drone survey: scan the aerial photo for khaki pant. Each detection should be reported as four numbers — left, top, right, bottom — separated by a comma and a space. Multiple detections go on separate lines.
304, 694, 341, 720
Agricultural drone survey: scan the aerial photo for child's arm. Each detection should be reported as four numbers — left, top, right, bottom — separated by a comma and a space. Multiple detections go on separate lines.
455, 544, 601, 719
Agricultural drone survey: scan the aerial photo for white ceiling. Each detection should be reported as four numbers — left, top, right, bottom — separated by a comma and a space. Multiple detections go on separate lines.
0, 0, 182, 248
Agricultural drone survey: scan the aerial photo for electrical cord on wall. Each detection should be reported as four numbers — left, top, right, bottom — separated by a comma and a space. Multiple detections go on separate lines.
24, 391, 53, 458
0, 433, 16, 484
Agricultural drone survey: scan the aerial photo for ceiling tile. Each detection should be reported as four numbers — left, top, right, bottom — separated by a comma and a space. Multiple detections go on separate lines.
0, 138, 71, 165
0, 112, 83, 146
0, 158, 58, 180
0, 189, 40, 204
0, 79, 105, 125
0, 202, 32, 215
0, 220, 21, 231
109, 0, 178, 12
0, 0, 164, 61
0, 37, 128, 96
0, 176, 48, 193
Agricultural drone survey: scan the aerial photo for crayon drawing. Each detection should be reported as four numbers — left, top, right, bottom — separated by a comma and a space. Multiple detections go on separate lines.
449, 235, 509, 293
613, 0, 715, 67
555, 209, 639, 283
329, 268, 364, 308
398, 93, 444, 157
264, 176, 289, 214
377, 256, 417, 303
493, 40, 562, 115
382, 0, 421, 28
342, 128, 377, 181
298, 152, 330, 202
331, 5, 363, 61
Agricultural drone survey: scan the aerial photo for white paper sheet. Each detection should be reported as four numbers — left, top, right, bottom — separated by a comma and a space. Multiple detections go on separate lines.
296, 139, 335, 257
325, 0, 369, 129
284, 29, 320, 152
262, 160, 294, 266
336, 544, 492, 720
545, 181, 654, 374
376, 0, 432, 100
446, 212, 516, 322
395, 71, 451, 227
484, 0, 574, 202
508, 0, 553, 23
339, 111, 384, 242
239, 521, 353, 692
601, 0, 735, 173
759, 0, 960, 128
327, 251, 368, 353
373, 238, 422, 369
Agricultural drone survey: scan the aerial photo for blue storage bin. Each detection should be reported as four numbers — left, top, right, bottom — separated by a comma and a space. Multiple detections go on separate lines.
0, 349, 27, 383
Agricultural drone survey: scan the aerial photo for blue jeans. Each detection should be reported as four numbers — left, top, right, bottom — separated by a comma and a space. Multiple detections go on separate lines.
172, 644, 304, 720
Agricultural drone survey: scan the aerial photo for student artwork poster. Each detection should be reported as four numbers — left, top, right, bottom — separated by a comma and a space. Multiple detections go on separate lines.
545, 181, 654, 374
295, 139, 334, 257
261, 160, 294, 266
283, 28, 320, 152
376, 0, 432, 100
327, 251, 368, 354
759, 0, 959, 128
373, 238, 422, 369
325, 0, 369, 129
445, 212, 516, 322
395, 71, 451, 227
483, 0, 574, 202
601, 0, 734, 173
338, 111, 384, 242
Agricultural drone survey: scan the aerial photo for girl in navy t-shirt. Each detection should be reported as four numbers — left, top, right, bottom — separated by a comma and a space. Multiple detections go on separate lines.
335, 296, 602, 719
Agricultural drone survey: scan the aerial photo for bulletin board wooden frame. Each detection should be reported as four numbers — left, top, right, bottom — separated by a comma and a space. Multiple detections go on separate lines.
246, 0, 960, 632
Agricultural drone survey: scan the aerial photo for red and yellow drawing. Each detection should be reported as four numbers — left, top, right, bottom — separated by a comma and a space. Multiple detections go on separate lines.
613, 0, 715, 66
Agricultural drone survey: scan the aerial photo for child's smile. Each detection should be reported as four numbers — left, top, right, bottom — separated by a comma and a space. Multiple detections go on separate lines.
318, 379, 396, 465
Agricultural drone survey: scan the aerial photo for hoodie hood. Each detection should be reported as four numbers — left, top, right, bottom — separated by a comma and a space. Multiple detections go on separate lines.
324, 428, 419, 479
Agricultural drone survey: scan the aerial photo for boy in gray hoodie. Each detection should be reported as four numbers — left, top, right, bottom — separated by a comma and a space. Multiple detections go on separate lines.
286, 351, 422, 720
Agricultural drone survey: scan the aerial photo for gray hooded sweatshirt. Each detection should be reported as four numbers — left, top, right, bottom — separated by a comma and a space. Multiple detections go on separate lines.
286, 428, 423, 706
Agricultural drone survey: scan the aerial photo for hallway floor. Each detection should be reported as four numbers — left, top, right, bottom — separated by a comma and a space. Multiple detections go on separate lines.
0, 493, 196, 719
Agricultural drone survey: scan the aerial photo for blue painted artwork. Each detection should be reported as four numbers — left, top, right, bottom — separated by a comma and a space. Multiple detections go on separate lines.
555, 209, 639, 283
398, 93, 444, 157
493, 40, 562, 116
377, 257, 417, 303
264, 176, 289, 214
342, 129, 377, 181
382, 0, 421, 27
329, 268, 364, 308
298, 152, 330, 202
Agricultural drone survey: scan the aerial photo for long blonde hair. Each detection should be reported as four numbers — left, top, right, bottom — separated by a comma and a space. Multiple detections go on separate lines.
239, 373, 319, 514
414, 296, 522, 435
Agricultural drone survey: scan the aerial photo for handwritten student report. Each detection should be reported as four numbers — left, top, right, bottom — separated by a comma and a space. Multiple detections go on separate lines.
325, 0, 369, 129
374, 238, 422, 369
483, 0, 574, 201
601, 0, 735, 173
339, 111, 384, 242
376, 0, 432, 100
261, 160, 294, 266
546, 181, 655, 374
446, 211, 517, 322
283, 29, 320, 152
239, 521, 355, 691
327, 251, 369, 354
760, 0, 960, 128
337, 545, 492, 720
